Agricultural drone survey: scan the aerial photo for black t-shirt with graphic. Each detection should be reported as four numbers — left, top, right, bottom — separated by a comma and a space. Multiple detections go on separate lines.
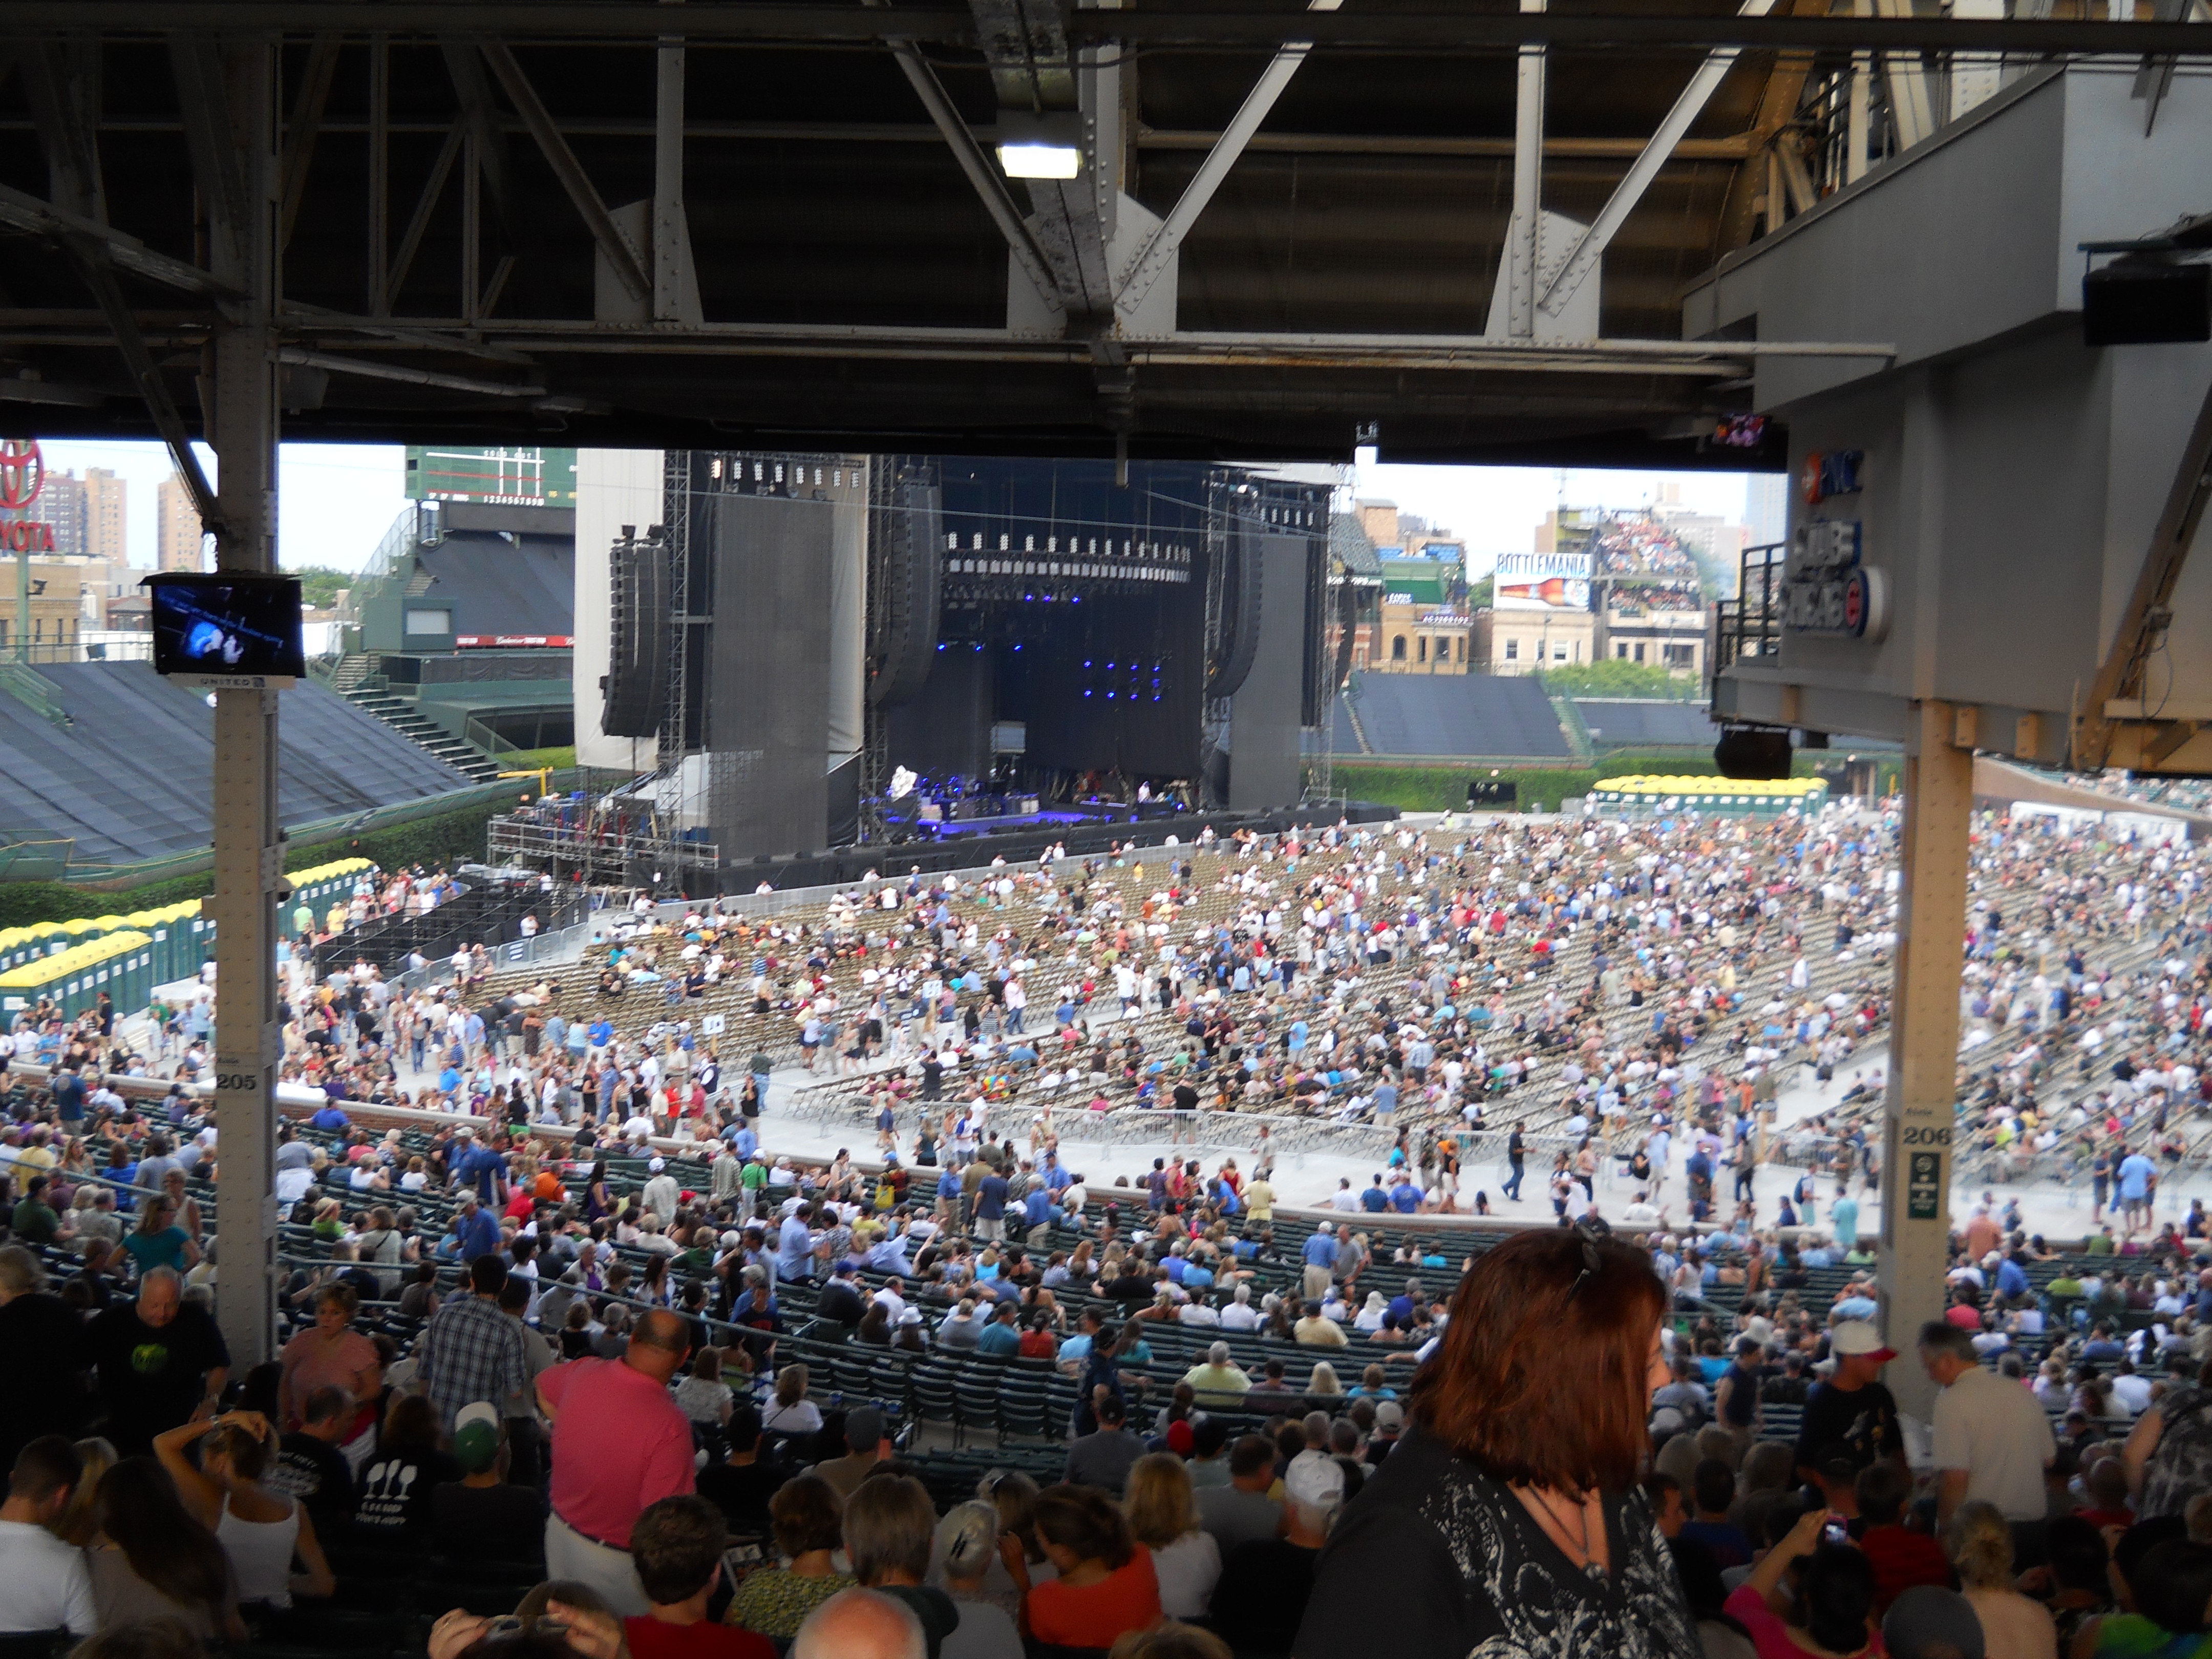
88, 1303, 230, 1454
354, 1444, 461, 1540
1794, 1377, 1902, 1473
270, 1431, 357, 1541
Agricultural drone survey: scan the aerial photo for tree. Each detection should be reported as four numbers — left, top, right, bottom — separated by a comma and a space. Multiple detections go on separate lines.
1536, 660, 1700, 700
286, 564, 355, 612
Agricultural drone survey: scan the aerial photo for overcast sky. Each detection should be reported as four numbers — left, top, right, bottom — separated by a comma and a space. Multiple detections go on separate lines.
28, 439, 1777, 579
33, 439, 410, 572
1352, 463, 1769, 574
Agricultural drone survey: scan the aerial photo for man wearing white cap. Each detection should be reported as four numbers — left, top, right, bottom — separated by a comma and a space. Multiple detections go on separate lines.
1215, 1444, 1341, 1654
1795, 1319, 1905, 1486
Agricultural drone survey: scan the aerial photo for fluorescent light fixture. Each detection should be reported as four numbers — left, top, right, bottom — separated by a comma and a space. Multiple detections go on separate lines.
997, 140, 1080, 179
994, 110, 1082, 180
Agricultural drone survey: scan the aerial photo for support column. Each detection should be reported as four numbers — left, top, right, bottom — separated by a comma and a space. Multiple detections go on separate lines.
1504, 0, 1545, 338
653, 2, 687, 322
210, 36, 283, 1370
1878, 697, 1972, 1421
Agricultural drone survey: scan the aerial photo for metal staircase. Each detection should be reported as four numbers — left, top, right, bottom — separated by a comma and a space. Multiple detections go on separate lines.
313, 655, 505, 784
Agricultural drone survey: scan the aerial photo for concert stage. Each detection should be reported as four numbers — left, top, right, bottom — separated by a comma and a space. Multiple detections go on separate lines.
716, 799, 1398, 895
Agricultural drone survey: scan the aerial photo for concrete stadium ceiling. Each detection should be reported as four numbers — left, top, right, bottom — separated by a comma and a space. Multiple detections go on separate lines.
0, 2, 2196, 462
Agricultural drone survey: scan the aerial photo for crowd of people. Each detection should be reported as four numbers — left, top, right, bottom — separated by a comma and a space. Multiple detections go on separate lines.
0, 796, 2202, 1659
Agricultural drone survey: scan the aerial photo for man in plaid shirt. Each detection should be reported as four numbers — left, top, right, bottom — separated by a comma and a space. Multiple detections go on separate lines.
415, 1254, 529, 1430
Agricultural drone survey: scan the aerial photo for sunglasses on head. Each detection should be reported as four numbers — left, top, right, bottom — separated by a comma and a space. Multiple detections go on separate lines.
1568, 1216, 1612, 1303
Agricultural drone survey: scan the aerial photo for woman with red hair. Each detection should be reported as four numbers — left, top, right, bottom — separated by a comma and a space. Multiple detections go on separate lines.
1297, 1222, 1700, 1658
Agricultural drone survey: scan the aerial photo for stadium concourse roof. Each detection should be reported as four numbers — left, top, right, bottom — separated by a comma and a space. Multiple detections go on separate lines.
0, 664, 473, 867
9, 3, 2173, 461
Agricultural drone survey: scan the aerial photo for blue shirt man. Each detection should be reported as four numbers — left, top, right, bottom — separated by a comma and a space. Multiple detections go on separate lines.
2119, 1153, 2157, 1202
1044, 1157, 1072, 1193
455, 1137, 507, 1204
1303, 1231, 1339, 1270
1024, 1186, 1054, 1230
311, 1102, 349, 1132
777, 1212, 816, 1281
1388, 1181, 1424, 1214
976, 1173, 1009, 1223
456, 1200, 500, 1261
1371, 1080, 1399, 1119
1360, 1181, 1389, 1213
1831, 1192, 1861, 1249
734, 1123, 759, 1159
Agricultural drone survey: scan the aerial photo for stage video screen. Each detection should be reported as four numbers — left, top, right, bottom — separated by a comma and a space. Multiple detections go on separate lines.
147, 573, 306, 679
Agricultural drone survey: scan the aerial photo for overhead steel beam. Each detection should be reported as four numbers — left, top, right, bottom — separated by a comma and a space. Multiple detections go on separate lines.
0, 4, 2205, 51
278, 31, 341, 250
478, 40, 649, 301
65, 239, 222, 531
1875, 0, 1938, 148
169, 34, 251, 270
1503, 0, 1545, 338
382, 118, 462, 312
864, 0, 1063, 317
1715, 5, 1822, 252
21, 41, 107, 222
2074, 373, 2212, 769
652, 0, 688, 322
276, 346, 544, 397
1117, 0, 1342, 314
0, 178, 236, 297
1538, 0, 1775, 320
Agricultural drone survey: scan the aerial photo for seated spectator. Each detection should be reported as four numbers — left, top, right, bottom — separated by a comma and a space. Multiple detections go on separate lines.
354, 1392, 459, 1547
1026, 1484, 1163, 1650
696, 1408, 780, 1540
429, 1402, 544, 1566
1853, 1460, 1952, 1615
1181, 1343, 1251, 1409
842, 1474, 965, 1659
154, 1412, 334, 1611
675, 1349, 736, 1436
1944, 1501, 2056, 1659
2071, 1528, 2212, 1658
624, 1494, 772, 1659
2037, 1516, 2116, 1654
1196, 1435, 1282, 1557
931, 1501, 1023, 1631
1209, 1449, 1341, 1655
270, 1385, 358, 1545
762, 1365, 823, 1438
1881, 1586, 1988, 1659
1124, 1454, 1220, 1622
82, 1455, 243, 1640
724, 1475, 855, 1640
1066, 1394, 1145, 1494
0, 1437, 98, 1635
1680, 1460, 1752, 1569
1723, 1508, 1880, 1658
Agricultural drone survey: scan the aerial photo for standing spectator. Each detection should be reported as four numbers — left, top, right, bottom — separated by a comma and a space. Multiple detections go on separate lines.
1302, 1223, 1338, 1302
537, 1307, 697, 1614
270, 1386, 359, 1544
414, 1256, 531, 1433
1795, 1322, 1904, 1484
88, 1268, 229, 1456
1918, 1322, 2056, 1562
1210, 1454, 1341, 1656
278, 1286, 380, 1430
0, 1437, 98, 1636
0, 1248, 85, 1476
1296, 1226, 1698, 1658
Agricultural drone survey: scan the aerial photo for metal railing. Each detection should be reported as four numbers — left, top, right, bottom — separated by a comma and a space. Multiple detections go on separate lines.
1711, 540, 1786, 686
0, 659, 72, 726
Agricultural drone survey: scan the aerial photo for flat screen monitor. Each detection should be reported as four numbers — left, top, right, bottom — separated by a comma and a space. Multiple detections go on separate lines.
146, 573, 306, 680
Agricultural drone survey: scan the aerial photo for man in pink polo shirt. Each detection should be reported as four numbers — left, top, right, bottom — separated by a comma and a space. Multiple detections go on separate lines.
537, 1306, 696, 1614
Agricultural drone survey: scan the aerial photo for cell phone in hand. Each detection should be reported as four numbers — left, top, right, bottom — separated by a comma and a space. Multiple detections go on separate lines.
1823, 1518, 1851, 1547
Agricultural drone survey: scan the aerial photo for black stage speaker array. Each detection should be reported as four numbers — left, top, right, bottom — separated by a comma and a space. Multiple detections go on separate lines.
868, 470, 942, 709
706, 492, 834, 861
600, 525, 669, 738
